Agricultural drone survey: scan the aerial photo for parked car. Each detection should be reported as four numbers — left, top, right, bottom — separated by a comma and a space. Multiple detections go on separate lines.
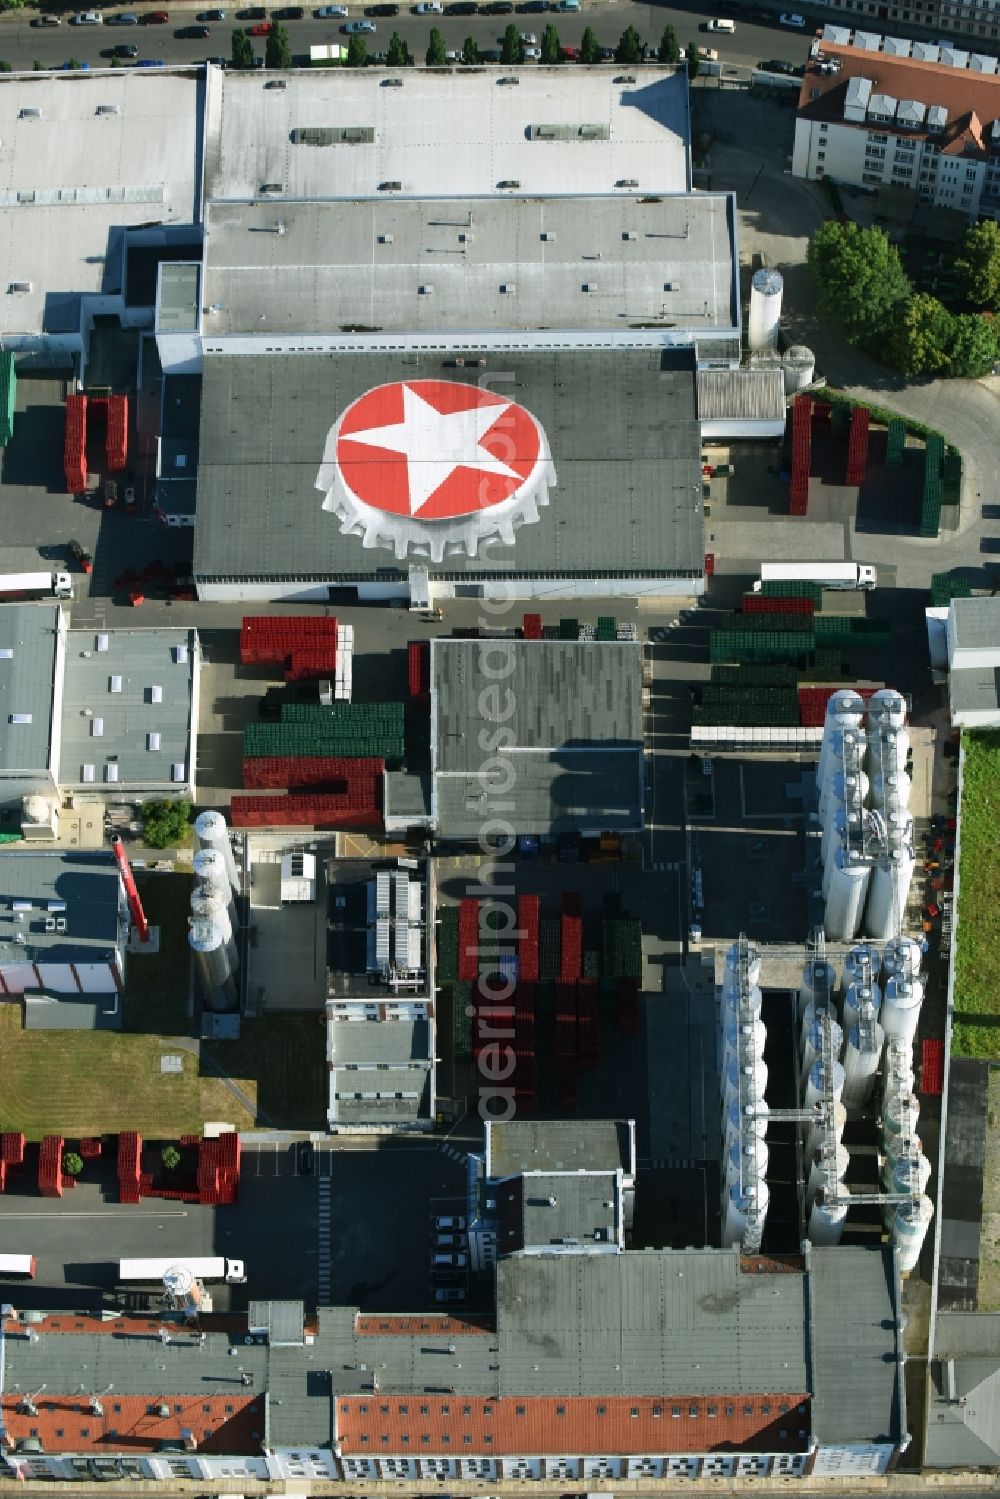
778, 10, 806, 24
431, 1268, 465, 1285
435, 1215, 467, 1230
518, 29, 536, 41
296, 1140, 314, 1175
203, 54, 229, 63
515, 0, 546, 9
274, 3, 305, 13
105, 11, 140, 21
343, 17, 375, 29
107, 41, 140, 55
478, 45, 500, 57
701, 16, 734, 31
522, 43, 540, 55
414, 2, 442, 11
249, 21, 272, 32
197, 7, 226, 16
559, 43, 578, 57
697, 45, 718, 58
444, 2, 475, 13
236, 6, 268, 16
364, 3, 398, 13
435, 1233, 462, 1247
178, 24, 212, 36
141, 11, 170, 22
316, 4, 348, 14
30, 14, 61, 25
482, 1, 513, 12
432, 1252, 468, 1268
435, 1287, 467, 1303
70, 11, 103, 23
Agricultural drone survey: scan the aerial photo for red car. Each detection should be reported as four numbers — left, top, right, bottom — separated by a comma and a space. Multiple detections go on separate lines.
249, 19, 271, 31
141, 9, 169, 20
560, 44, 579, 58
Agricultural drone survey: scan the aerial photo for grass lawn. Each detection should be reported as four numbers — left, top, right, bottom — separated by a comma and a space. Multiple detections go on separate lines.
0, 1005, 252, 1141
202, 1013, 327, 1130
952, 732, 1000, 1059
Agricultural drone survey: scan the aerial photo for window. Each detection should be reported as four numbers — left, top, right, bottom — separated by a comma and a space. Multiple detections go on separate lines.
399, 1405, 408, 1415
463, 1436, 473, 1446
420, 1405, 429, 1416
817, 150, 826, 161
516, 1406, 526, 1416
725, 1405, 734, 1416
359, 1404, 369, 1414
689, 1406, 699, 1418
463, 1406, 471, 1416
556, 1406, 565, 1417
484, 1435, 493, 1444
361, 1436, 369, 1446
630, 1408, 639, 1418
597, 1405, 606, 1416
762, 1404, 772, 1415
672, 1407, 681, 1418
708, 1406, 717, 1418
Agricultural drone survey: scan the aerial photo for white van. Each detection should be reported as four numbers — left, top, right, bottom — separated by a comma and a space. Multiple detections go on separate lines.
703, 17, 734, 32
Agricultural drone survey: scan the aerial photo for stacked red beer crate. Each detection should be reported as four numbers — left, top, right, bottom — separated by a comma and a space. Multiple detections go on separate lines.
616, 978, 640, 1035
522, 613, 542, 640
846, 405, 870, 487
559, 892, 582, 981
117, 1131, 142, 1204
743, 594, 815, 617
230, 790, 382, 830
407, 641, 430, 704
106, 395, 128, 471
38, 1135, 64, 1198
242, 754, 383, 791
555, 983, 578, 1111
576, 979, 600, 1069
517, 895, 540, 980
63, 393, 87, 493
789, 394, 812, 515
0, 1131, 24, 1193
458, 898, 479, 982
240, 615, 338, 675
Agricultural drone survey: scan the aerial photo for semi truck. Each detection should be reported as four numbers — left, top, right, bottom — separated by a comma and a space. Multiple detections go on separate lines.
0, 1253, 36, 1279
754, 562, 876, 592
0, 570, 74, 601
118, 1256, 246, 1284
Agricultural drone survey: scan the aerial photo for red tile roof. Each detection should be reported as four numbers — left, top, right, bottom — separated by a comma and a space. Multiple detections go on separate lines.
3, 1314, 246, 1338
335, 1394, 811, 1456
1, 1395, 262, 1455
797, 43, 1000, 156
356, 1314, 493, 1338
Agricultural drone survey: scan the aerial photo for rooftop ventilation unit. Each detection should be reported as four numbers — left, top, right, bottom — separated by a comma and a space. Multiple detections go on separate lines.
174, 643, 188, 664
582, 282, 598, 293
622, 230, 637, 240
617, 177, 639, 188
615, 74, 636, 84
48, 902, 66, 913
381, 77, 403, 86
44, 917, 56, 932
82, 763, 95, 783
55, 917, 67, 933
264, 78, 287, 88
500, 283, 515, 294
96, 634, 109, 652
260, 182, 284, 195
540, 230, 556, 241
497, 179, 521, 189
91, 718, 104, 737
378, 233, 393, 244
498, 75, 520, 84
12, 901, 31, 912
379, 180, 403, 191
18, 107, 41, 119
9, 713, 32, 724
110, 675, 122, 694
104, 763, 119, 783
150, 684, 163, 704
148, 731, 161, 751
418, 284, 434, 295
96, 104, 121, 115
172, 762, 186, 782
0, 649, 12, 659
7, 282, 31, 295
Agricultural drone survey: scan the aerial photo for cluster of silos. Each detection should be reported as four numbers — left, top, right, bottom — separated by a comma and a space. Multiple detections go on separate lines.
799, 956, 850, 1246
188, 811, 241, 1012
817, 690, 915, 943
720, 941, 770, 1253
879, 935, 934, 1274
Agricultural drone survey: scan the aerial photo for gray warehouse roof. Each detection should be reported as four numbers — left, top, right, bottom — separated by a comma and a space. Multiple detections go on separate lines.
926, 1313, 1000, 1468
950, 666, 1000, 721
0, 604, 60, 777
202, 193, 736, 339
496, 1249, 810, 1396
328, 1016, 429, 1067
0, 852, 122, 968
203, 69, 690, 202
59, 627, 196, 790
950, 595, 1000, 656
807, 1246, 901, 1445
431, 639, 644, 836
496, 1170, 620, 1253
697, 368, 786, 422
193, 351, 704, 586
487, 1119, 635, 1179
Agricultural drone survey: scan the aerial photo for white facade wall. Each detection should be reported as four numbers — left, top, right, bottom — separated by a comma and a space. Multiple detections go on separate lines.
793, 114, 986, 219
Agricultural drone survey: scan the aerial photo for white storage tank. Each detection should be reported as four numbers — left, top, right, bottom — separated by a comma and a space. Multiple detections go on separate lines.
869, 769, 912, 814
806, 1143, 850, 1206
725, 1095, 769, 1146
725, 1137, 770, 1189
748, 267, 784, 352
819, 768, 869, 826
722, 1178, 770, 1248
864, 852, 914, 942
805, 1056, 846, 1109
867, 688, 907, 730
883, 1089, 920, 1142
823, 689, 867, 732
843, 980, 882, 1031
819, 724, 865, 788
188, 919, 237, 1011
883, 936, 922, 983
808, 1194, 849, 1246
194, 809, 240, 894
802, 1014, 843, 1075
843, 942, 882, 989
723, 1018, 767, 1072
723, 942, 762, 993
882, 975, 924, 1045
867, 725, 911, 776
884, 1130, 925, 1178
723, 983, 764, 1023
782, 344, 816, 396
799, 958, 837, 1016
190, 890, 238, 971
821, 804, 864, 871
806, 1099, 847, 1159
193, 847, 236, 910
841, 1019, 885, 1113
893, 1194, 933, 1275
824, 848, 870, 942
725, 1054, 768, 1109
887, 1147, 932, 1200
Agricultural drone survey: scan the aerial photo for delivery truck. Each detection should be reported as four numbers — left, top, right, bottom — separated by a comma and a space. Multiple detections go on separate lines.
118, 1256, 246, 1284
0, 571, 74, 601
754, 562, 876, 592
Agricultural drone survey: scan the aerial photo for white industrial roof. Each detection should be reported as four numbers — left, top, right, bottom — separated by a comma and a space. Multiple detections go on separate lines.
202, 192, 736, 337
202, 67, 690, 202
0, 70, 202, 336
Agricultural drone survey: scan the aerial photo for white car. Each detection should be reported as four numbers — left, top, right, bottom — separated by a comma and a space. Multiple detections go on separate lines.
519, 28, 535, 41
779, 11, 806, 24
697, 45, 718, 59
415, 2, 442, 11
71, 10, 103, 22
343, 17, 375, 29
523, 43, 540, 56
435, 1215, 466, 1231
316, 4, 348, 13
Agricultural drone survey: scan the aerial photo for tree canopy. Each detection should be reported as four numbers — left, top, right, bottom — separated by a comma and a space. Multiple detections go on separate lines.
540, 22, 561, 63
386, 28, 411, 64
345, 32, 368, 65
886, 293, 954, 378
501, 22, 524, 63
230, 27, 254, 69
951, 219, 1000, 310
807, 220, 911, 347
948, 313, 999, 379
657, 23, 679, 63
579, 25, 600, 63
425, 26, 446, 64
461, 33, 479, 63
265, 21, 291, 67
685, 38, 699, 76
142, 799, 192, 850
614, 24, 643, 64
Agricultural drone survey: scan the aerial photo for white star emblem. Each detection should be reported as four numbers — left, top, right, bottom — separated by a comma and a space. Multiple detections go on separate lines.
340, 383, 524, 515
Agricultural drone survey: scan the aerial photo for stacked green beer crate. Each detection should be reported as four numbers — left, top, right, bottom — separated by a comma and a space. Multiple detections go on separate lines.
709, 630, 815, 665
558, 618, 579, 640
930, 573, 972, 607
697, 686, 800, 727
815, 616, 891, 650
759, 580, 822, 607
921, 434, 944, 537
451, 981, 473, 1058
942, 448, 962, 506
711, 663, 801, 687
0, 352, 15, 446
885, 419, 906, 469
726, 611, 813, 634
540, 917, 561, 979
244, 702, 406, 765
596, 616, 617, 640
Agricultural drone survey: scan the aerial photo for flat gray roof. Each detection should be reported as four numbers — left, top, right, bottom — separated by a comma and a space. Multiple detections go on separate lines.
0, 603, 60, 777
158, 261, 200, 335
193, 351, 704, 584
0, 852, 121, 968
950, 666, 1000, 718
951, 595, 1000, 654
487, 1119, 635, 1178
328, 1016, 429, 1067
497, 1171, 619, 1253
697, 367, 785, 421
0, 72, 202, 335
202, 193, 735, 338
808, 1246, 901, 1445
59, 628, 196, 789
204, 68, 690, 203
432, 639, 643, 836
496, 1249, 810, 1396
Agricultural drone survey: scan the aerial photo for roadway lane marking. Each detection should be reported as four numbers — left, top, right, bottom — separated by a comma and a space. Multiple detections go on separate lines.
0, 1210, 189, 1219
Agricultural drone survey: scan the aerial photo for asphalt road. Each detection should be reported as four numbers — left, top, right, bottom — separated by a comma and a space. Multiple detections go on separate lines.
0, 1, 816, 71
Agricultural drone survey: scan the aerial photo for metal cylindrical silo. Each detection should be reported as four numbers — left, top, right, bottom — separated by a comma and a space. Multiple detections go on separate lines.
725, 1096, 768, 1148
725, 1137, 769, 1190
805, 1099, 847, 1159
725, 1054, 768, 1110
808, 1194, 848, 1246
188, 919, 237, 1011
883, 1089, 920, 1142
722, 942, 762, 994
748, 267, 783, 352
806, 1143, 850, 1207
843, 981, 882, 1031
819, 767, 869, 827
800, 999, 838, 1048
883, 936, 922, 984
842, 942, 882, 989
194, 809, 240, 894
723, 983, 764, 1024
802, 1015, 843, 1075
867, 724, 911, 777
190, 890, 238, 971
818, 724, 865, 789
804, 1057, 845, 1109
887, 1147, 932, 1201
163, 1263, 203, 1318
821, 804, 865, 871
799, 959, 837, 1017
722, 1178, 770, 1249
885, 1043, 916, 1101
893, 1195, 933, 1275
824, 848, 870, 942
723, 1018, 767, 1072
781, 345, 816, 396
864, 853, 912, 942
841, 1019, 885, 1113
867, 689, 908, 730
882, 976, 924, 1045
869, 769, 912, 815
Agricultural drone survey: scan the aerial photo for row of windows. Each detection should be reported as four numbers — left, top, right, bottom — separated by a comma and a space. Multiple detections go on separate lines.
346, 1401, 799, 1419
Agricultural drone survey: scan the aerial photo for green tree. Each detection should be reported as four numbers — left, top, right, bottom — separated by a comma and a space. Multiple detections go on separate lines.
230, 27, 254, 69
657, 23, 679, 63
141, 798, 192, 849
265, 20, 291, 67
614, 24, 643, 64
580, 25, 599, 63
386, 29, 411, 65
63, 1152, 83, 1177
540, 22, 561, 62
345, 32, 368, 65
461, 33, 479, 63
501, 22, 524, 63
162, 1144, 182, 1172
0, 61, 11, 72
886, 293, 954, 377
425, 25, 446, 64
951, 219, 1000, 310
685, 39, 699, 76
948, 313, 999, 378
807, 220, 912, 347
65, 56, 82, 69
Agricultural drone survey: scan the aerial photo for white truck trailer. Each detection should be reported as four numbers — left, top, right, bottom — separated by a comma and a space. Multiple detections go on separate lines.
0, 571, 73, 601
754, 562, 876, 591
118, 1256, 246, 1284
